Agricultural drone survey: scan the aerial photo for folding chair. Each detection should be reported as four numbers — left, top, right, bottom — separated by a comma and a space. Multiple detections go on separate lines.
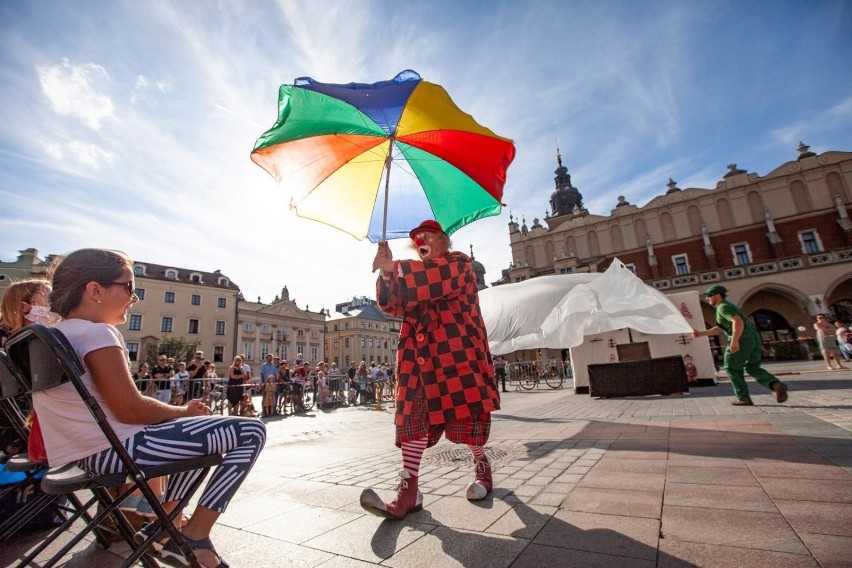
0, 350, 51, 540
6, 324, 222, 568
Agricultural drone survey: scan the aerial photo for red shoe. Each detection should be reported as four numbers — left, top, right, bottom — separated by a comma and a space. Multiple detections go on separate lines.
360, 471, 423, 519
466, 457, 492, 500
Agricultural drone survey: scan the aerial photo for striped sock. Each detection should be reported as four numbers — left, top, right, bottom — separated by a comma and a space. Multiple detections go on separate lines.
468, 445, 487, 462
401, 438, 428, 477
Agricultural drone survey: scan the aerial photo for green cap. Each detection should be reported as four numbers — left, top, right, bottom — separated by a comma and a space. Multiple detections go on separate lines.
704, 284, 727, 297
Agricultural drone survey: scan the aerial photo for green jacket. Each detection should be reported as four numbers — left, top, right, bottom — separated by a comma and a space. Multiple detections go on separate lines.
715, 299, 758, 340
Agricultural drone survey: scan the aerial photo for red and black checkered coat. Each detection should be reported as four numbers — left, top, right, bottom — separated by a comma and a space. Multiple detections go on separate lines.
377, 251, 500, 426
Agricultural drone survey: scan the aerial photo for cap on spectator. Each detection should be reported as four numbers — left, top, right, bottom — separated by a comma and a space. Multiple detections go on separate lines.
703, 285, 727, 297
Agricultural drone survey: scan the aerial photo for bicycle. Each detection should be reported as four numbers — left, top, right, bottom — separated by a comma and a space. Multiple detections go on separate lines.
518, 369, 563, 390
274, 381, 315, 413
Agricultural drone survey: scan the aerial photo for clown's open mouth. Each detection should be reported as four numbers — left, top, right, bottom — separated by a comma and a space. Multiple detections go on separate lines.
418, 245, 432, 258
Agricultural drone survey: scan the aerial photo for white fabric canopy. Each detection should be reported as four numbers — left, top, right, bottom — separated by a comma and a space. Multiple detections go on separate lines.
479, 259, 693, 354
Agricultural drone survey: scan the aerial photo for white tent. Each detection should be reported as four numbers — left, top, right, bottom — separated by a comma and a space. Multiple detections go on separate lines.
479, 259, 693, 353
478, 260, 714, 390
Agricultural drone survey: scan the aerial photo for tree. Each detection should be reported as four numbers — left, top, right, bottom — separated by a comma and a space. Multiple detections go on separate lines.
143, 337, 201, 366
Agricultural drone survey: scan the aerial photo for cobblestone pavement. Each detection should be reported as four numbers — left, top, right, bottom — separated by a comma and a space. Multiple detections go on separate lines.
3, 360, 851, 567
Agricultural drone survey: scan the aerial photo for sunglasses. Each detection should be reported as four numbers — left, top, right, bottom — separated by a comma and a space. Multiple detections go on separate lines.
100, 280, 136, 296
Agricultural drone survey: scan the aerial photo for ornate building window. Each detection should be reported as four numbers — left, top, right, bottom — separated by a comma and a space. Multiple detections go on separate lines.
672, 254, 690, 275
798, 230, 822, 254
732, 243, 752, 265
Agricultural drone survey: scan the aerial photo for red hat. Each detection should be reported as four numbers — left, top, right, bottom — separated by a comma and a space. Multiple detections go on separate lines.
409, 219, 444, 240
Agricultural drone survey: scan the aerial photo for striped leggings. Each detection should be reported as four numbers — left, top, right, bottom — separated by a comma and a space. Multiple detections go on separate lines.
80, 416, 266, 513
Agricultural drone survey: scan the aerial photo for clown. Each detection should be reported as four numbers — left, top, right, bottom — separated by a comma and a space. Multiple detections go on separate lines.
360, 220, 501, 519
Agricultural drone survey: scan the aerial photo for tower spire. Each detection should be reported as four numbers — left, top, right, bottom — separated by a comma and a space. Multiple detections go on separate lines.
549, 140, 584, 217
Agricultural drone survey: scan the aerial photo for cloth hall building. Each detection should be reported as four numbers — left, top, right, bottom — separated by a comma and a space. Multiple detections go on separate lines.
499, 144, 852, 358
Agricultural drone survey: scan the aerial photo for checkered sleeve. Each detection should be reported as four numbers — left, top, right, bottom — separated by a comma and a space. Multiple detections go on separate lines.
376, 261, 408, 316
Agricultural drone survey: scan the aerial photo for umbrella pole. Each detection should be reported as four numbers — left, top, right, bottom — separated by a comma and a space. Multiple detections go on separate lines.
381, 141, 393, 241
377, 143, 394, 305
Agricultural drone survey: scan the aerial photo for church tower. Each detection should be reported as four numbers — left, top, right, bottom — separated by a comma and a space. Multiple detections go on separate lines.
548, 143, 585, 218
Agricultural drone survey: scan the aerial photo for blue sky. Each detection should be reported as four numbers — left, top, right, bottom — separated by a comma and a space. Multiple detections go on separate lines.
1, 0, 851, 312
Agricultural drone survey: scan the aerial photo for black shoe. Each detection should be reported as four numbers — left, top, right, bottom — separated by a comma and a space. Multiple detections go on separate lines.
731, 398, 754, 406
772, 381, 788, 403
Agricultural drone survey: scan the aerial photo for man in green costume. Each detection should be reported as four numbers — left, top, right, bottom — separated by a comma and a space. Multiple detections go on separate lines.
692, 285, 789, 406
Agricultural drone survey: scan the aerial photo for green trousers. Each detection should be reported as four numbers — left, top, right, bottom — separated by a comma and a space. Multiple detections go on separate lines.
723, 333, 780, 401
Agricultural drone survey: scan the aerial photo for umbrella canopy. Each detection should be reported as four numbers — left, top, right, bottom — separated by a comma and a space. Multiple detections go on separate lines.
479, 260, 693, 354
251, 70, 515, 241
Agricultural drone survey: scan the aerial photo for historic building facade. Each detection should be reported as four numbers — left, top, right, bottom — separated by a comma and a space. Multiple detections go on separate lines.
0, 251, 242, 369
237, 286, 327, 372
122, 262, 241, 369
500, 144, 852, 356
324, 296, 401, 369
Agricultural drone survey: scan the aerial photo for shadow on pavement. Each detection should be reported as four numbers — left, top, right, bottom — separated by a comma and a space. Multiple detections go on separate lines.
369, 492, 698, 567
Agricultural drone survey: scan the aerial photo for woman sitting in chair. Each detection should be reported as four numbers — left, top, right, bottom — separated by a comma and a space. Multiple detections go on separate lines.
34, 248, 266, 568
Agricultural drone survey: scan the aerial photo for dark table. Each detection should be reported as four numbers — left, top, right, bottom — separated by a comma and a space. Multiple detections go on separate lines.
587, 356, 689, 398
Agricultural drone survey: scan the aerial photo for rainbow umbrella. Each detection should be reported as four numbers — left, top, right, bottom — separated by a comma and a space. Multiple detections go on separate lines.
250, 70, 515, 242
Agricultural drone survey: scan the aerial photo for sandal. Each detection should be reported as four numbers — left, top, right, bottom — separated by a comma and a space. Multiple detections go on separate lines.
159, 535, 229, 568
133, 515, 189, 548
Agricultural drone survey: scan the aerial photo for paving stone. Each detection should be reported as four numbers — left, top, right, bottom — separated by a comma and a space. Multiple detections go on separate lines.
665, 464, 760, 486
381, 526, 527, 568
532, 510, 661, 560
760, 478, 852, 503
663, 482, 777, 512
661, 505, 809, 555
657, 539, 819, 567
773, 500, 852, 537
561, 487, 663, 519
512, 543, 656, 567
578, 471, 666, 492
796, 532, 852, 568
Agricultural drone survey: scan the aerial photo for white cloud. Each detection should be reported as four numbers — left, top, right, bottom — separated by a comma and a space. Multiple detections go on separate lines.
41, 141, 63, 160
37, 138, 112, 170
66, 140, 113, 169
37, 60, 115, 130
